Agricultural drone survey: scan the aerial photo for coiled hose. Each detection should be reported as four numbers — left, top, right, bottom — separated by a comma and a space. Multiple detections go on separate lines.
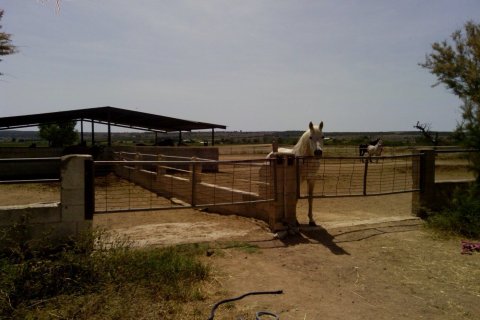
208, 290, 283, 320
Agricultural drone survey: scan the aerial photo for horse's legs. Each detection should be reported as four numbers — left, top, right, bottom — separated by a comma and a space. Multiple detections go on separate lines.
307, 179, 316, 226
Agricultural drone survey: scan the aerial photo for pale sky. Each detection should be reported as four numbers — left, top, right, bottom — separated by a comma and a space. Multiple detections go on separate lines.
1, 0, 479, 132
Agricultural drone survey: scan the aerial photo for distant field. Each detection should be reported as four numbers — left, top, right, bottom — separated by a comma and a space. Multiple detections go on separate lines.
0, 129, 455, 147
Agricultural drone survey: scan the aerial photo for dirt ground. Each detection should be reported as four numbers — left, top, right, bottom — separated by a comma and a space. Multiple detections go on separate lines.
1, 160, 479, 319
90, 195, 479, 320
2, 185, 479, 319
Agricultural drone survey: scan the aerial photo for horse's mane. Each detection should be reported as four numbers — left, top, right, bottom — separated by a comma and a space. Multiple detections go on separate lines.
291, 130, 311, 156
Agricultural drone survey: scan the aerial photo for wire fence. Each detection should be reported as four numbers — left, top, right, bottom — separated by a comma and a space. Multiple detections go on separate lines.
297, 154, 421, 198
92, 149, 476, 214
217, 144, 469, 157
93, 157, 275, 214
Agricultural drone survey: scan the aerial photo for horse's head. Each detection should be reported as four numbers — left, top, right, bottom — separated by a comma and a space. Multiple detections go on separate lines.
307, 121, 325, 156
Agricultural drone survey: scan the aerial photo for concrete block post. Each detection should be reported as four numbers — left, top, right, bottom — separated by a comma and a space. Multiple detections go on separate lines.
60, 154, 93, 237
283, 156, 298, 227
190, 156, 202, 206
412, 149, 436, 217
268, 155, 297, 230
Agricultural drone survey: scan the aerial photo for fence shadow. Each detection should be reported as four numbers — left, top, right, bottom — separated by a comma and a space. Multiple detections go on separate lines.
330, 220, 423, 243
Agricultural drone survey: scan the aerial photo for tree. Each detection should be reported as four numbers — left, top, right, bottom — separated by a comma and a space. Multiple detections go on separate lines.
420, 20, 480, 182
413, 121, 439, 146
0, 9, 17, 76
39, 121, 78, 147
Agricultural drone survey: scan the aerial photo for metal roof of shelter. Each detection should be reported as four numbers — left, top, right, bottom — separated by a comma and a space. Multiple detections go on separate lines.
0, 106, 227, 132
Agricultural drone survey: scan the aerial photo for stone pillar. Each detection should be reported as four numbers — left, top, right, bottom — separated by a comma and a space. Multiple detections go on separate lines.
412, 149, 436, 217
60, 154, 93, 237
268, 154, 297, 230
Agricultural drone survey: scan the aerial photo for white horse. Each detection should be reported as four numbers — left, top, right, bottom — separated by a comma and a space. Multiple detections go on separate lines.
364, 139, 383, 163
269, 121, 325, 226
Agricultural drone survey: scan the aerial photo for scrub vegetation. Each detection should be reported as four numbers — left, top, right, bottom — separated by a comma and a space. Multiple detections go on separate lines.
0, 225, 210, 319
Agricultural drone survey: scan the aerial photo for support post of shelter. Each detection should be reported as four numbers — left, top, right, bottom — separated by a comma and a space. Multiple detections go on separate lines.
80, 118, 84, 145
91, 119, 95, 146
107, 120, 111, 146
211, 128, 215, 146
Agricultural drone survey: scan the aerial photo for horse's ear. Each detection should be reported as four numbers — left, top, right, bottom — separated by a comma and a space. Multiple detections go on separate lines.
309, 122, 314, 131
319, 121, 324, 130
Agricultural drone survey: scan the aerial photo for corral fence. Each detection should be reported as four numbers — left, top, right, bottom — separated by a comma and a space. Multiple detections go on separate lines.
88, 147, 478, 229
296, 154, 421, 199
1, 147, 476, 237
89, 151, 424, 231
217, 144, 470, 157
93, 151, 275, 214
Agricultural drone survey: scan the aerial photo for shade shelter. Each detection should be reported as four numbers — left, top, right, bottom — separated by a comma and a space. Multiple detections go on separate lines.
0, 106, 227, 146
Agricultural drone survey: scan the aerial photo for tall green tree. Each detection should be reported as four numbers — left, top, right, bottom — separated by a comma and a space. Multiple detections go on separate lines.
39, 121, 79, 147
0, 9, 17, 76
420, 20, 480, 182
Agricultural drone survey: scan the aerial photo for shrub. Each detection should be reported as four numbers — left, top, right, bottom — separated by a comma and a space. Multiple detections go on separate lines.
427, 183, 480, 238
0, 227, 210, 319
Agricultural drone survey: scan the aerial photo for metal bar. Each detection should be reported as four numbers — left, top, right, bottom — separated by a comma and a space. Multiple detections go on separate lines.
107, 116, 112, 147
80, 118, 84, 144
95, 159, 273, 165
93, 199, 276, 214
297, 189, 421, 199
434, 149, 479, 154
91, 119, 95, 145
297, 154, 422, 160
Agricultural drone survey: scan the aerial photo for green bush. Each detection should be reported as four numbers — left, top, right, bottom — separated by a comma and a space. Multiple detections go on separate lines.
0, 227, 210, 319
427, 183, 480, 238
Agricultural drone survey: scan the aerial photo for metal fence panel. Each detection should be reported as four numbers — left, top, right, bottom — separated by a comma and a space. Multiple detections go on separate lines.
93, 158, 275, 214
297, 155, 421, 198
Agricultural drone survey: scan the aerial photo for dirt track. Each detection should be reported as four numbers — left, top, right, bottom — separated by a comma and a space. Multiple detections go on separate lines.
91, 193, 479, 320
